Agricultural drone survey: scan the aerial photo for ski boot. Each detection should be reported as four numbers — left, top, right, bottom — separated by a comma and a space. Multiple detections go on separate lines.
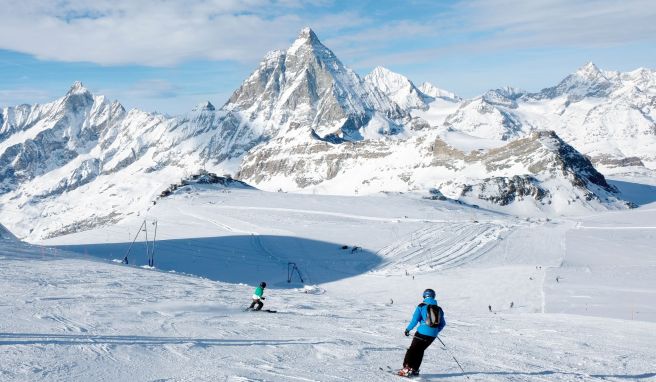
397, 367, 415, 377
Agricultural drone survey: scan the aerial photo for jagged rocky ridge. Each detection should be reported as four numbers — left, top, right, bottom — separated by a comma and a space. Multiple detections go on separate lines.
0, 28, 645, 240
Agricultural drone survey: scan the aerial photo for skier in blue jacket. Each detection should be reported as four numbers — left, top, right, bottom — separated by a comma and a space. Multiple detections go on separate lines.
399, 288, 446, 377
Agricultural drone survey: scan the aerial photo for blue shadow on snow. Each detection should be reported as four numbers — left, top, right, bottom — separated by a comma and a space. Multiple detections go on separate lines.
55, 235, 381, 288
607, 179, 656, 206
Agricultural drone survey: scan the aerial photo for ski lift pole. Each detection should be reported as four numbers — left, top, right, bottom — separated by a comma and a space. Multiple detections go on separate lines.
150, 220, 157, 267
123, 220, 146, 264
437, 337, 469, 379
143, 219, 150, 264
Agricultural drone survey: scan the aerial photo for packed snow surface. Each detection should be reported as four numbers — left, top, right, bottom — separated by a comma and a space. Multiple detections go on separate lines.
1, 186, 655, 381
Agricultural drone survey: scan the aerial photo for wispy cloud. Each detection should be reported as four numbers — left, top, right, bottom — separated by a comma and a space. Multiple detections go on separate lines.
0, 0, 317, 66
346, 0, 656, 69
0, 88, 52, 106
124, 79, 181, 99
3, 0, 651, 69
460, 0, 656, 47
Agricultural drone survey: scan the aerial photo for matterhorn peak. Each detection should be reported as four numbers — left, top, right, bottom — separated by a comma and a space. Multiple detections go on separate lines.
287, 26, 327, 55
297, 26, 319, 42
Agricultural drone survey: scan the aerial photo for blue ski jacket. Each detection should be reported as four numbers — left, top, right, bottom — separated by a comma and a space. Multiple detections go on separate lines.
405, 297, 446, 337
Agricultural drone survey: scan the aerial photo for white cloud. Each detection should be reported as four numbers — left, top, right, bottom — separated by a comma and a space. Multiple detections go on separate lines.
0, 0, 313, 66
459, 0, 656, 48
341, 0, 656, 70
0, 88, 52, 106
124, 79, 181, 99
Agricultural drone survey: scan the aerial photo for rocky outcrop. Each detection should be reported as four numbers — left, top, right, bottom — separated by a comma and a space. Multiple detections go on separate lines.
461, 175, 549, 206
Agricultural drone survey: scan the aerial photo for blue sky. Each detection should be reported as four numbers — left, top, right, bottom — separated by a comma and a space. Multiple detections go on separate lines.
1, 0, 655, 114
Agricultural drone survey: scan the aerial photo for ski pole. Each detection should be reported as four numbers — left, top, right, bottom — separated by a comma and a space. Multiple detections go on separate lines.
437, 337, 469, 379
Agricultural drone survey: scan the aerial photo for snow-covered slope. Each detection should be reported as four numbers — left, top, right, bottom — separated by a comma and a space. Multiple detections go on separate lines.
2, 186, 652, 381
364, 66, 429, 110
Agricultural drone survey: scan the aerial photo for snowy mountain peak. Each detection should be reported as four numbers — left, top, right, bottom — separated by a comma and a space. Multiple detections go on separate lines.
288, 26, 325, 55
576, 62, 603, 78
67, 81, 89, 95
297, 26, 319, 42
193, 101, 215, 112
364, 66, 427, 109
536, 62, 614, 100
224, 27, 405, 143
418, 82, 459, 101
366, 66, 412, 90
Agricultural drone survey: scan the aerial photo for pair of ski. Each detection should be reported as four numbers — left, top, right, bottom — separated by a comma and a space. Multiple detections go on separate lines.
243, 307, 277, 313
380, 365, 421, 379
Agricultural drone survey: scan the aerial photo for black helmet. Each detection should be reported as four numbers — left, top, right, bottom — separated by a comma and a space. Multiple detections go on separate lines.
260, 282, 267, 288
422, 288, 436, 299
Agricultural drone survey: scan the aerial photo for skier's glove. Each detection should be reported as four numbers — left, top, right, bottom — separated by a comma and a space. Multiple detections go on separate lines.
261, 297, 266, 300
404, 329, 410, 336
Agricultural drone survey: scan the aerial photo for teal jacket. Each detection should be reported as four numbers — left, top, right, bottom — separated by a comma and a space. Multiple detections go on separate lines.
253, 286, 264, 299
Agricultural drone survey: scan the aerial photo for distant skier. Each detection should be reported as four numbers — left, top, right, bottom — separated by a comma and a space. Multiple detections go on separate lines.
510, 302, 514, 308
398, 289, 446, 377
488, 305, 492, 312
248, 282, 267, 311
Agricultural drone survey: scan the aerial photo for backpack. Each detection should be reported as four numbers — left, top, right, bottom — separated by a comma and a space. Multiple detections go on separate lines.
419, 303, 443, 328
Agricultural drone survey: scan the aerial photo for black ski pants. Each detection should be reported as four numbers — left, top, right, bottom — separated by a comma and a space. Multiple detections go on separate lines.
403, 333, 435, 371
249, 299, 263, 310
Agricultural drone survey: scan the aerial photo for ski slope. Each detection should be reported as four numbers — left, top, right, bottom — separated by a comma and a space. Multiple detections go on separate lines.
1, 185, 655, 381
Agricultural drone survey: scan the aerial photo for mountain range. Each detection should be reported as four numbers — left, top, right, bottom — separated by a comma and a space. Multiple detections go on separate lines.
1, 27, 653, 240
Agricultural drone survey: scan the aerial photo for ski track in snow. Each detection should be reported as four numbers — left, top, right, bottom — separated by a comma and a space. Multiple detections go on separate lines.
375, 222, 512, 272
209, 205, 453, 224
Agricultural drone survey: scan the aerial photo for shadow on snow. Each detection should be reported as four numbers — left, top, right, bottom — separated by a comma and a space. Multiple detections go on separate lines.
55, 235, 382, 288
608, 179, 656, 206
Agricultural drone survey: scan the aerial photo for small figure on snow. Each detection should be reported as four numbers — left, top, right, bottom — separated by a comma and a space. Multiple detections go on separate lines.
510, 301, 514, 308
248, 281, 267, 311
556, 276, 560, 283
398, 288, 446, 377
488, 305, 492, 312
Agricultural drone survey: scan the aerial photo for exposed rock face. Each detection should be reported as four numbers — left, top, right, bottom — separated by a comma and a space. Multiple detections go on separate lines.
223, 27, 407, 142
461, 175, 548, 206
0, 83, 126, 194
237, 127, 626, 214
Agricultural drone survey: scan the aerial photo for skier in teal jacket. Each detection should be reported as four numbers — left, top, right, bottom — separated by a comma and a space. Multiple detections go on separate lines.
248, 282, 266, 311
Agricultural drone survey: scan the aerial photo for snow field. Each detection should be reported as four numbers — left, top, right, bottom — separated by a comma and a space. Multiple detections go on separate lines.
0, 187, 654, 381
